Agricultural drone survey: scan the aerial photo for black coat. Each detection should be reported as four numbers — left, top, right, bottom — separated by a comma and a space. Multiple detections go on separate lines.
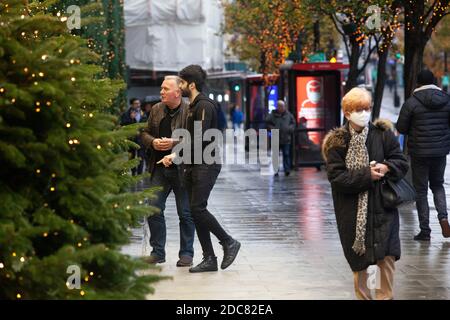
265, 110, 296, 144
396, 86, 450, 157
322, 120, 409, 272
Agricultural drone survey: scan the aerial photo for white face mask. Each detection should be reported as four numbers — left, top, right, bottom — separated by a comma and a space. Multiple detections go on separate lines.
348, 110, 371, 127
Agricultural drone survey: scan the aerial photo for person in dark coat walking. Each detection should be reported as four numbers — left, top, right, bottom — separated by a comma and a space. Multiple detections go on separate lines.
396, 69, 450, 241
322, 87, 409, 300
266, 100, 296, 176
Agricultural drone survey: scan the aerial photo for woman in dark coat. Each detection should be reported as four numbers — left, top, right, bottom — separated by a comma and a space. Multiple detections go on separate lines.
322, 87, 409, 300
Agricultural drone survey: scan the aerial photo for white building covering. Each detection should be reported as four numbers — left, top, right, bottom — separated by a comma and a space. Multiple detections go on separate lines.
124, 0, 224, 71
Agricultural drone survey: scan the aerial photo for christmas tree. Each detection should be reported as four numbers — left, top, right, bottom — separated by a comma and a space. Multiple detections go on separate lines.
0, 0, 163, 299
51, 0, 127, 112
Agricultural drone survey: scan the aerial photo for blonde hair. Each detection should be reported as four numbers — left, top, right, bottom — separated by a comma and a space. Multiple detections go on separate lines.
164, 75, 182, 86
341, 87, 372, 114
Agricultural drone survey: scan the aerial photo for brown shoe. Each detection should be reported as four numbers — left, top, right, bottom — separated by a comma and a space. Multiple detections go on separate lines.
439, 219, 450, 238
143, 255, 165, 264
176, 256, 193, 267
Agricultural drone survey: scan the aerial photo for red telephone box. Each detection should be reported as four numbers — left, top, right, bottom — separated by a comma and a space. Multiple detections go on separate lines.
284, 62, 349, 167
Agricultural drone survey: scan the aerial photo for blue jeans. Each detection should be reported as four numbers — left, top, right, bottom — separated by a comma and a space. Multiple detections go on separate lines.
147, 165, 195, 259
280, 144, 292, 173
411, 156, 448, 235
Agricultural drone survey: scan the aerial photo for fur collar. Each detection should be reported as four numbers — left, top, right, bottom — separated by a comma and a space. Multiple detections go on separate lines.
321, 119, 394, 162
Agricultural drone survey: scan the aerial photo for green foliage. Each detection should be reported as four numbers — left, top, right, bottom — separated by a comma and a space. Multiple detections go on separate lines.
50, 0, 127, 113
0, 0, 164, 299
222, 0, 304, 84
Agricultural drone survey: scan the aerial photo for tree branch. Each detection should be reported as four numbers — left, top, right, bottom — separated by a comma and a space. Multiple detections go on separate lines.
424, 0, 450, 38
330, 13, 350, 59
358, 37, 377, 74
424, 0, 438, 22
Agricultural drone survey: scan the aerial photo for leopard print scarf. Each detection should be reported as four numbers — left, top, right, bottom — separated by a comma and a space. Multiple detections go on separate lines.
345, 125, 369, 256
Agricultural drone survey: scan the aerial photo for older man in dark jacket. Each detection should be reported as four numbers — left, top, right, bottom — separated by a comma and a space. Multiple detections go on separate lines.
396, 69, 450, 240
266, 100, 296, 176
141, 76, 195, 267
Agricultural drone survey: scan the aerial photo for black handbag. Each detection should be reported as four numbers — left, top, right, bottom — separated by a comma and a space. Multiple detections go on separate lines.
381, 178, 416, 209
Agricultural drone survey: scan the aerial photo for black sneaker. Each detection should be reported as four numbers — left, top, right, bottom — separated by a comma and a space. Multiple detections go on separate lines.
189, 256, 218, 273
285, 171, 290, 177
221, 239, 241, 270
413, 232, 431, 241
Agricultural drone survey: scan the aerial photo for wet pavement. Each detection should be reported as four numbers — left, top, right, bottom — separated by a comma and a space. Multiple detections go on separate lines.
121, 89, 450, 300
121, 155, 450, 300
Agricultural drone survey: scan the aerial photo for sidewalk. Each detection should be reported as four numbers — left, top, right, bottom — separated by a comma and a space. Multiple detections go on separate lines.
122, 154, 450, 300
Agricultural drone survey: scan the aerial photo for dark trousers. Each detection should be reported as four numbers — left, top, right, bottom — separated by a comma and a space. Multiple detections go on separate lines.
411, 156, 448, 235
183, 164, 232, 258
147, 165, 195, 259
130, 148, 145, 176
280, 144, 292, 173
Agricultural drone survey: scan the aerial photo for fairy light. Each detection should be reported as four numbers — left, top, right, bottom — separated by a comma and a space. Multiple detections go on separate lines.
66, 123, 71, 128
71, 77, 76, 82
80, 291, 85, 296
16, 294, 21, 299
50, 187, 55, 192
12, 252, 16, 257
89, 272, 94, 276
96, 145, 101, 149
0, 263, 4, 268
20, 257, 25, 262
43, 232, 48, 237
41, 55, 48, 61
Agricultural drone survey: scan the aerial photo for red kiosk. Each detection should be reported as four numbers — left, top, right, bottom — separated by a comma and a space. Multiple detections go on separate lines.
281, 62, 349, 167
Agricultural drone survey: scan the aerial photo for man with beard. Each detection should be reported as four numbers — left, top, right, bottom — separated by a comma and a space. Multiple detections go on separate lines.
161, 65, 241, 273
